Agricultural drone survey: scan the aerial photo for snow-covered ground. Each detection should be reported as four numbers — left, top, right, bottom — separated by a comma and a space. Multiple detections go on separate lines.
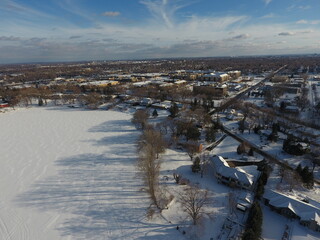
2, 104, 319, 240
0, 106, 186, 240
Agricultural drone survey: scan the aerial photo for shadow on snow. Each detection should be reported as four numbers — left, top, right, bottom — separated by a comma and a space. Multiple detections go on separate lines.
14, 119, 178, 240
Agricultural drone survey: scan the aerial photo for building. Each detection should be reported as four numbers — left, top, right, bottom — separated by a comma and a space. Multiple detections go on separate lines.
201, 72, 230, 82
263, 190, 320, 232
228, 70, 242, 80
210, 155, 258, 190
193, 85, 228, 99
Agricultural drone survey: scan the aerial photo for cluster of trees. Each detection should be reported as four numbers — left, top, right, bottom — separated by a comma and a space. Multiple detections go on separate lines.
190, 98, 214, 112
242, 201, 263, 240
133, 109, 212, 225
235, 99, 320, 142
296, 164, 314, 189
0, 82, 120, 109
0, 87, 52, 108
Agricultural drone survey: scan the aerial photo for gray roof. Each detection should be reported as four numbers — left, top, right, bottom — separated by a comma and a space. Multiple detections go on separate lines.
264, 190, 320, 223
211, 156, 256, 186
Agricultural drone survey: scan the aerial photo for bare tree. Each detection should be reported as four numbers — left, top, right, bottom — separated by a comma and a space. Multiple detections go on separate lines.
138, 143, 161, 208
283, 169, 301, 191
186, 142, 200, 161
84, 92, 101, 109
132, 109, 149, 130
179, 186, 211, 225
138, 128, 167, 159
137, 128, 167, 209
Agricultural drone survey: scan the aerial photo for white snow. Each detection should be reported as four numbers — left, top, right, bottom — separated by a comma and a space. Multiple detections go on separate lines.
0, 107, 183, 240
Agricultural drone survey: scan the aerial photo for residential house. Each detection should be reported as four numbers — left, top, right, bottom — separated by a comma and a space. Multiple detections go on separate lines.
263, 190, 320, 232
210, 155, 258, 190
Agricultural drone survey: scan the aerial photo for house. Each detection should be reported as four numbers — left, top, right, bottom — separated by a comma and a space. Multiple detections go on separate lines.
0, 101, 9, 108
210, 156, 258, 190
140, 98, 153, 106
225, 109, 244, 121
263, 190, 320, 232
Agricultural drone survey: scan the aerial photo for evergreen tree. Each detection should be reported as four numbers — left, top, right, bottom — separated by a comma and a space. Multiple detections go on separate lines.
191, 157, 201, 173
243, 201, 263, 240
238, 119, 245, 133
210, 100, 214, 108
248, 148, 254, 156
205, 125, 216, 143
242, 229, 256, 240
301, 166, 314, 188
191, 98, 198, 111
38, 97, 43, 106
296, 164, 302, 174
152, 109, 158, 117
169, 102, 179, 118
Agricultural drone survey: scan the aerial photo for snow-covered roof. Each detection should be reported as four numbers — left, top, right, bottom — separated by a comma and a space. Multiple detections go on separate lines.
264, 190, 320, 223
132, 81, 152, 86
203, 73, 229, 78
237, 192, 254, 208
175, 80, 187, 84
211, 156, 256, 186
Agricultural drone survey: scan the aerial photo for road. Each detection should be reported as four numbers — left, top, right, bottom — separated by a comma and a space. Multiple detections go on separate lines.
210, 65, 287, 115
221, 126, 320, 185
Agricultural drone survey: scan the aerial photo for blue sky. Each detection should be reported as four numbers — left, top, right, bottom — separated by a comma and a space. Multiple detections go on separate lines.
0, 0, 319, 63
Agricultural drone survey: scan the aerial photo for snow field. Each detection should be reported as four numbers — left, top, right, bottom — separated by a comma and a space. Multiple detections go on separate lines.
0, 107, 180, 240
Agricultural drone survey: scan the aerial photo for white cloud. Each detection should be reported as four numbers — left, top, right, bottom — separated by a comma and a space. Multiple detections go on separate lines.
261, 13, 275, 19
296, 19, 320, 25
102, 11, 120, 17
0, 0, 55, 19
298, 5, 311, 10
296, 19, 308, 24
288, 4, 311, 11
1, 0, 320, 63
140, 0, 194, 28
263, 0, 272, 6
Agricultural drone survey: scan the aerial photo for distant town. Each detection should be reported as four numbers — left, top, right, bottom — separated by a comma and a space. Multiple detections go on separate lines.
1, 55, 320, 240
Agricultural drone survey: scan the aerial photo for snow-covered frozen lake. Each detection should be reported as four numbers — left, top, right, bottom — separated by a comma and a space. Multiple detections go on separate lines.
0, 107, 181, 240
